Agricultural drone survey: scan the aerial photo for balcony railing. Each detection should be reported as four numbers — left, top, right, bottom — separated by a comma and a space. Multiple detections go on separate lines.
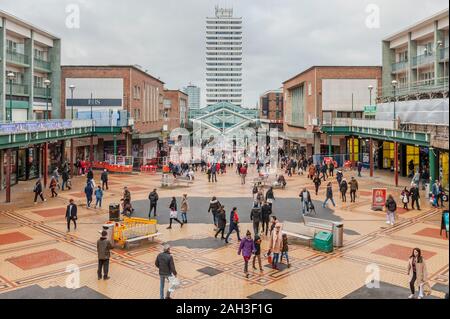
34, 86, 51, 98
412, 53, 435, 67
381, 77, 449, 98
440, 47, 449, 61
8, 83, 29, 96
34, 58, 51, 70
5, 49, 29, 65
391, 61, 408, 72
322, 118, 397, 130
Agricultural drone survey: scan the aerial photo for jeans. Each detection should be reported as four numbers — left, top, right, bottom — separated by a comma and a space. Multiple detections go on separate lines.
95, 198, 102, 208
67, 217, 77, 231
225, 223, 240, 242
181, 212, 187, 223
323, 197, 336, 207
387, 211, 395, 224
302, 201, 309, 215
253, 222, 260, 236
280, 252, 290, 264
212, 212, 218, 226
160, 276, 169, 299
61, 180, 67, 191
98, 259, 109, 279
350, 190, 356, 202
272, 253, 280, 267
149, 203, 157, 217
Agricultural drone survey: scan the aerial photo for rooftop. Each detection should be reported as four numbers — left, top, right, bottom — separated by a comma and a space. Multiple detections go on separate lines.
0, 9, 60, 40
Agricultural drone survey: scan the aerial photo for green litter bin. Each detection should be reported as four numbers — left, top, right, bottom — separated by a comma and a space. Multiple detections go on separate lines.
313, 231, 334, 253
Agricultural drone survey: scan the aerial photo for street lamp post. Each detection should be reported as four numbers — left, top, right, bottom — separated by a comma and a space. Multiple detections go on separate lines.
368, 85, 373, 107
69, 84, 76, 120
391, 80, 398, 121
7, 72, 15, 122
44, 79, 51, 120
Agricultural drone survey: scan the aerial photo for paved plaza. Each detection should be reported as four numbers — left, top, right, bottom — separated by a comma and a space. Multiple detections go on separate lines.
0, 167, 448, 299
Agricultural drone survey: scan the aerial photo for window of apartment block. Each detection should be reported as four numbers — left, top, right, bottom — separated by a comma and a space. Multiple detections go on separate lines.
397, 50, 408, 62
6, 39, 21, 53
419, 71, 435, 84
308, 82, 312, 96
6, 70, 24, 84
34, 75, 44, 87
34, 48, 47, 61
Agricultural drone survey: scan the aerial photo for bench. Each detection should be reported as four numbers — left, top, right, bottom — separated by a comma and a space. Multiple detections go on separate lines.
282, 222, 316, 247
303, 216, 334, 232
161, 175, 194, 188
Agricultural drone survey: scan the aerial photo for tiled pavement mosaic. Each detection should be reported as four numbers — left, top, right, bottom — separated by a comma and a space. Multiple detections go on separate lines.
0, 168, 448, 299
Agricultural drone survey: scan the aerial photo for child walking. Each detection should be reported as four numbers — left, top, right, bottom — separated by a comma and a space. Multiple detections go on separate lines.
280, 233, 291, 268
95, 186, 103, 209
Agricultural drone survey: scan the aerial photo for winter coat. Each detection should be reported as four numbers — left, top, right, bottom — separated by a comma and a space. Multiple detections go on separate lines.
269, 224, 283, 254
87, 170, 94, 180
410, 186, 420, 200
65, 204, 78, 219
180, 198, 189, 213
250, 207, 262, 223
385, 198, 397, 212
84, 184, 93, 198
340, 181, 348, 193
148, 191, 159, 204
169, 199, 177, 211
281, 237, 289, 253
313, 176, 321, 186
95, 188, 103, 199
308, 165, 316, 177
326, 186, 333, 199
62, 170, 69, 182
101, 171, 108, 182
300, 190, 311, 203
97, 237, 113, 260
50, 178, 57, 189
261, 204, 272, 222
407, 257, 428, 287
34, 182, 43, 194
155, 252, 177, 277
265, 189, 275, 201
238, 238, 256, 258
208, 199, 221, 213
349, 179, 358, 191
123, 190, 131, 202
217, 209, 227, 228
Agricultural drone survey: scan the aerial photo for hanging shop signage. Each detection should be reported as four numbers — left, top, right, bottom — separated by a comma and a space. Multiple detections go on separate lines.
364, 105, 377, 115
0, 120, 72, 134
371, 188, 387, 211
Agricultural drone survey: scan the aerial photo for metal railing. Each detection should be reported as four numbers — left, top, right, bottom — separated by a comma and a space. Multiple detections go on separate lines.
322, 118, 397, 130
381, 77, 449, 98
34, 86, 51, 98
34, 58, 51, 70
440, 47, 449, 61
412, 53, 435, 67
9, 83, 29, 95
5, 49, 29, 65
391, 61, 407, 72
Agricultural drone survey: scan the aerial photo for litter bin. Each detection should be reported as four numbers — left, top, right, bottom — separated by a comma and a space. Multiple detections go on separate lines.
313, 231, 333, 253
109, 203, 120, 221
333, 222, 344, 248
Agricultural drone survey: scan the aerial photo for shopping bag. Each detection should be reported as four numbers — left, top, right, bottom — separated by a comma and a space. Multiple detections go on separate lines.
421, 282, 432, 296
169, 210, 178, 219
168, 275, 180, 292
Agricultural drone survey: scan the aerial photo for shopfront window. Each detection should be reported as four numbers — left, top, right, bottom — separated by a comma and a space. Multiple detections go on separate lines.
440, 152, 449, 190
2, 151, 17, 188
383, 141, 395, 169
406, 145, 420, 176
347, 138, 359, 162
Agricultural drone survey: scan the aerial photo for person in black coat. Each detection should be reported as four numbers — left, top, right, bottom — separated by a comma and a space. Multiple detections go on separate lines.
66, 199, 78, 232
167, 197, 183, 229
101, 169, 109, 190
261, 202, 272, 236
340, 179, 348, 203
215, 205, 227, 239
250, 202, 262, 236
33, 179, 46, 203
410, 184, 421, 210
313, 175, 321, 195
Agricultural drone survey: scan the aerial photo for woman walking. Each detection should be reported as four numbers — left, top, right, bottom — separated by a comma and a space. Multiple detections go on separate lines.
401, 187, 410, 210
84, 181, 93, 208
238, 230, 256, 278
407, 248, 429, 299
268, 222, 283, 270
340, 178, 348, 203
50, 176, 58, 198
215, 205, 227, 239
180, 194, 189, 223
33, 179, 46, 204
385, 194, 397, 226
280, 233, 291, 268
265, 187, 275, 208
167, 197, 183, 229
252, 235, 263, 272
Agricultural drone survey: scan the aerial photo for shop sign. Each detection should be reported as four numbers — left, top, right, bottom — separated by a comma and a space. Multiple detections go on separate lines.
371, 188, 387, 211
364, 105, 377, 114
0, 120, 72, 134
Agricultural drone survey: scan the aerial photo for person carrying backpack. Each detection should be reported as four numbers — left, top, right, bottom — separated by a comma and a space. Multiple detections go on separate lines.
225, 207, 241, 244
385, 194, 397, 226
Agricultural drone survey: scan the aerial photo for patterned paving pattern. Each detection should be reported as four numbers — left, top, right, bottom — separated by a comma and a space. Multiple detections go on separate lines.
0, 232, 32, 245
414, 228, 448, 240
6, 249, 75, 270
372, 243, 437, 261
0, 168, 447, 298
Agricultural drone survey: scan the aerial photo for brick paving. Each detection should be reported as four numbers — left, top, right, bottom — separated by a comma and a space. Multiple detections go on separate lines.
0, 167, 448, 299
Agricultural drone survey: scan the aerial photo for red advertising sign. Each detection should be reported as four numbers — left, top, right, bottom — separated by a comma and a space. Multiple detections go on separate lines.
372, 188, 387, 211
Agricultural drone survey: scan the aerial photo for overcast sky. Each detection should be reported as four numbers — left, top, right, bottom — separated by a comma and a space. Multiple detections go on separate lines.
1, 0, 448, 107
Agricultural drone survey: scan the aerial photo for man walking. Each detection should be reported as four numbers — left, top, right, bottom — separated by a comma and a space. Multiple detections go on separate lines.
84, 182, 93, 209
250, 202, 262, 236
239, 164, 248, 184
33, 179, 46, 204
155, 244, 177, 299
300, 188, 311, 216
357, 161, 363, 177
349, 177, 359, 203
313, 175, 321, 196
323, 182, 336, 208
225, 207, 241, 244
410, 183, 421, 210
148, 188, 159, 217
97, 230, 113, 280
101, 169, 109, 190
66, 199, 78, 232
261, 201, 272, 236
208, 196, 221, 229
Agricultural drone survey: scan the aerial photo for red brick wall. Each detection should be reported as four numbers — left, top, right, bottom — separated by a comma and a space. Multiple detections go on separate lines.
283, 66, 382, 143
163, 90, 188, 132
260, 91, 284, 123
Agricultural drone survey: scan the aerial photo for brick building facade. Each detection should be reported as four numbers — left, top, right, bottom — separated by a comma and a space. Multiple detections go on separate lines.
282, 66, 382, 156
163, 90, 189, 131
259, 89, 284, 131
